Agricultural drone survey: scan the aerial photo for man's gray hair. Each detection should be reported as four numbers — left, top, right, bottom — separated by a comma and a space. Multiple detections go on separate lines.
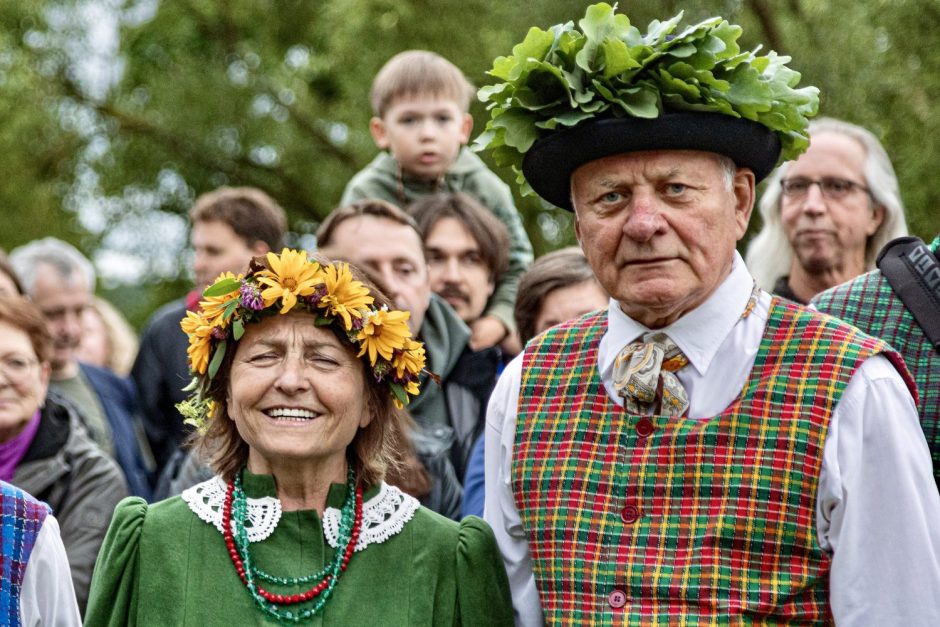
745, 117, 908, 290
9, 237, 96, 295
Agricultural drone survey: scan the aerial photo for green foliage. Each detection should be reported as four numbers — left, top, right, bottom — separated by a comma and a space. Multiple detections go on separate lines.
0, 0, 937, 331
475, 3, 819, 197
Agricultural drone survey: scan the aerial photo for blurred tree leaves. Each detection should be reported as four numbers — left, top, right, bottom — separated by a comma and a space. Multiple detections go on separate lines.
0, 0, 937, 327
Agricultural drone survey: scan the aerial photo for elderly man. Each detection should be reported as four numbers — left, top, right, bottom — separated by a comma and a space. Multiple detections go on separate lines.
479, 6, 940, 625
746, 117, 908, 303
10, 237, 151, 499
317, 199, 501, 517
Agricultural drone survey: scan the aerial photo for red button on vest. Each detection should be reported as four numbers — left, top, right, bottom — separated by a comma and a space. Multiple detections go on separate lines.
608, 589, 627, 609
620, 505, 639, 523
635, 418, 654, 437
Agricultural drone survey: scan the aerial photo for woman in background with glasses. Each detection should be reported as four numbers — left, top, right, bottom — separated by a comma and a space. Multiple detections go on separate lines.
0, 296, 127, 617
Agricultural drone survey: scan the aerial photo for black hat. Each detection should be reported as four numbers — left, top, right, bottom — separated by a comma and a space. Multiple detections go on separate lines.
522, 112, 781, 211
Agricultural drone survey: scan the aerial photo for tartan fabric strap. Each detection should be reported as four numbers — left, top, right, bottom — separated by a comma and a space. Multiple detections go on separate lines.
613, 333, 689, 416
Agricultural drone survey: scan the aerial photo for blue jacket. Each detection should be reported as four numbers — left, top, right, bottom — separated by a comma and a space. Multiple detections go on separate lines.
80, 363, 153, 500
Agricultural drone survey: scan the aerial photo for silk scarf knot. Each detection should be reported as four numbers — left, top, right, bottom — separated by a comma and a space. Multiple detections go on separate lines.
613, 332, 690, 416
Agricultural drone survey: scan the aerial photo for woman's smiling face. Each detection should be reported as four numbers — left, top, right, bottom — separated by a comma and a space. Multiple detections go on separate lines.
226, 313, 370, 476
0, 320, 50, 442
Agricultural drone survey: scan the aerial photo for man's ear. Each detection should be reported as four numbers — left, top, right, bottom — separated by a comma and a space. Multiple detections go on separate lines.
370, 117, 389, 150
251, 241, 271, 257
866, 204, 886, 236
732, 168, 756, 240
459, 113, 473, 144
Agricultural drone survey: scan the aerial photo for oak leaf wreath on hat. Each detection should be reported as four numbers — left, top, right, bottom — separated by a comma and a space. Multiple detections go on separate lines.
473, 3, 820, 209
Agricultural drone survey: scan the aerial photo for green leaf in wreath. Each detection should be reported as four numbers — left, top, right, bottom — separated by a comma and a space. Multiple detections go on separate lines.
203, 278, 240, 298
207, 340, 227, 379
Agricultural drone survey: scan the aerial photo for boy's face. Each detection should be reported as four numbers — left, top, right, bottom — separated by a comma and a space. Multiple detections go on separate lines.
370, 94, 473, 181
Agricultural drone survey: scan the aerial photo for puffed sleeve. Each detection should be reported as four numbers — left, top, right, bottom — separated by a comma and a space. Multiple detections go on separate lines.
456, 516, 514, 627
84, 497, 148, 627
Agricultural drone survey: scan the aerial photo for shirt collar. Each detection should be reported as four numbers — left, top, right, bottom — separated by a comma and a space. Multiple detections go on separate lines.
600, 251, 754, 377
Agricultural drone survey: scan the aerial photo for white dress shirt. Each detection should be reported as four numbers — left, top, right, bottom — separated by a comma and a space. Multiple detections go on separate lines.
485, 253, 940, 626
20, 514, 82, 626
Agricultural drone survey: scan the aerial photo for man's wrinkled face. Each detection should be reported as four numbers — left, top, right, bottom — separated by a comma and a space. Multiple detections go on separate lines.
323, 216, 432, 334
30, 263, 90, 373
571, 150, 754, 328
425, 217, 494, 324
780, 132, 884, 278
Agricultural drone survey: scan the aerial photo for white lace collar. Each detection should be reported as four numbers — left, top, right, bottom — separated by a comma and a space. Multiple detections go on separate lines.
181, 477, 420, 551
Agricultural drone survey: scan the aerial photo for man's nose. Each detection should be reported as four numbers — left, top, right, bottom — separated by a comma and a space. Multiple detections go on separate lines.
799, 182, 827, 216
63, 310, 84, 341
622, 193, 666, 242
441, 257, 462, 281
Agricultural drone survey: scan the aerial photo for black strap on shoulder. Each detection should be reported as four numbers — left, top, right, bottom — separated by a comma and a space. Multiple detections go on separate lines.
876, 236, 940, 351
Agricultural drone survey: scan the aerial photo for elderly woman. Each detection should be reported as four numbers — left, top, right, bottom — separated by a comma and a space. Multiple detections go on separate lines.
85, 250, 512, 625
0, 296, 127, 616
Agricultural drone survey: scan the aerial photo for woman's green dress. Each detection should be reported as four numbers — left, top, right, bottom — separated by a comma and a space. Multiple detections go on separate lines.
84, 471, 513, 626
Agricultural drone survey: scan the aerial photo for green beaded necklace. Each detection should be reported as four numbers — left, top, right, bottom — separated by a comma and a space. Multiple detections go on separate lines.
223, 467, 362, 623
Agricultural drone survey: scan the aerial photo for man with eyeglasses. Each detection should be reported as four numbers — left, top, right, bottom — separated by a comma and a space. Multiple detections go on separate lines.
746, 117, 908, 303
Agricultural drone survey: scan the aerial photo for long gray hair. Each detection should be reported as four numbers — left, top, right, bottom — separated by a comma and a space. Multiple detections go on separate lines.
745, 117, 908, 290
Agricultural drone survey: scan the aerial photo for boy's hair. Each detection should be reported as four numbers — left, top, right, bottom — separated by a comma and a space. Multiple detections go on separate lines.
188, 186, 287, 251
408, 192, 509, 283
370, 50, 475, 117
317, 199, 421, 249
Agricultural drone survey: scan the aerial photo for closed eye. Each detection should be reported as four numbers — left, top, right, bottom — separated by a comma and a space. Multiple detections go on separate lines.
247, 352, 280, 364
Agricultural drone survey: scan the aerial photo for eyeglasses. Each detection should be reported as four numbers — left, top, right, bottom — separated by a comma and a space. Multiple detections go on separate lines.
0, 355, 38, 383
780, 177, 872, 201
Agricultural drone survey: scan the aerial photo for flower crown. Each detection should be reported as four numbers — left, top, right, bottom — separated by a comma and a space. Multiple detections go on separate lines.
177, 249, 427, 431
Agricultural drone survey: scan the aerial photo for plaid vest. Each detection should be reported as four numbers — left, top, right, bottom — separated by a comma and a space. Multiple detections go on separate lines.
814, 236, 940, 485
0, 481, 49, 627
513, 299, 908, 625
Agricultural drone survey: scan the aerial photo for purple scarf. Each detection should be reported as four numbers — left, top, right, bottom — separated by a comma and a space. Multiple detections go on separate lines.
0, 411, 41, 482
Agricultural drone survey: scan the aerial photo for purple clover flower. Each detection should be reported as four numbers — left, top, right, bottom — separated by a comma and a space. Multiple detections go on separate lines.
211, 326, 229, 340
239, 281, 264, 311
307, 285, 328, 308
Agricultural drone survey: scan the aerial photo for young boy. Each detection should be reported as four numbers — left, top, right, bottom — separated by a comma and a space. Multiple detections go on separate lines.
340, 50, 533, 352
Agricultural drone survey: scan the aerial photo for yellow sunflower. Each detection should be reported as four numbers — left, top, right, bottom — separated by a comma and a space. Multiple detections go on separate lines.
319, 263, 374, 330
180, 311, 215, 374
356, 309, 411, 365
393, 339, 426, 379
255, 249, 325, 314
199, 272, 243, 325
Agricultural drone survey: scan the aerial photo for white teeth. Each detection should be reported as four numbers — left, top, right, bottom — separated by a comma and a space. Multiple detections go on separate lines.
266, 408, 318, 420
